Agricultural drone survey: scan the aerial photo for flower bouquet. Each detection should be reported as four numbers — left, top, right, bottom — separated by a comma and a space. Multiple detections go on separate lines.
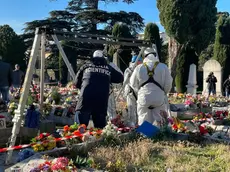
213, 111, 228, 119
31, 133, 56, 152
171, 117, 187, 133
51, 88, 61, 105
30, 157, 77, 172
43, 103, 52, 116
8, 102, 18, 116
193, 113, 211, 123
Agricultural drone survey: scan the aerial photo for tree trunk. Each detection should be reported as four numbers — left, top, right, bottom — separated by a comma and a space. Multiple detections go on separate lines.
168, 37, 182, 92
113, 51, 120, 68
89, 1, 99, 33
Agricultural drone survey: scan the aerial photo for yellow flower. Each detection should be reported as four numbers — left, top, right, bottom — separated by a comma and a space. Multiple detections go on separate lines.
33, 147, 39, 152
47, 146, 53, 150
38, 146, 44, 151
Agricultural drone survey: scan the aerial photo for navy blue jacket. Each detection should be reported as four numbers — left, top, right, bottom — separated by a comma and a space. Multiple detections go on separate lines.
74, 57, 123, 113
0, 61, 13, 87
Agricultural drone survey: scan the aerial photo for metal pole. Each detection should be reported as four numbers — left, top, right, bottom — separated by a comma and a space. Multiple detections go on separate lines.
5, 28, 41, 164
115, 47, 146, 101
40, 32, 46, 113
52, 35, 75, 80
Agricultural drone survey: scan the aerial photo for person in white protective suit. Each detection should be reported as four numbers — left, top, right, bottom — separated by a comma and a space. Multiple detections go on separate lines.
123, 55, 143, 126
105, 56, 124, 120
129, 48, 172, 127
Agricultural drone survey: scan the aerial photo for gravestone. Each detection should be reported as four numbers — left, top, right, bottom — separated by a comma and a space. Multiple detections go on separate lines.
203, 60, 222, 96
186, 64, 198, 95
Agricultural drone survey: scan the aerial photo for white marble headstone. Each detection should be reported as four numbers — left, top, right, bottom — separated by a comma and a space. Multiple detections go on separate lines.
203, 60, 222, 95
186, 64, 198, 95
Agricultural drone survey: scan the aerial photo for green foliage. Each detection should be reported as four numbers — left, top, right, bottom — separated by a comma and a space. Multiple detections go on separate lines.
0, 25, 26, 70
175, 50, 186, 93
51, 88, 61, 104
157, 0, 217, 54
176, 46, 199, 93
199, 44, 214, 70
213, 14, 230, 81
74, 155, 93, 168
157, 0, 217, 92
110, 23, 133, 71
112, 23, 132, 38
144, 23, 161, 60
160, 43, 168, 64
23, 0, 144, 77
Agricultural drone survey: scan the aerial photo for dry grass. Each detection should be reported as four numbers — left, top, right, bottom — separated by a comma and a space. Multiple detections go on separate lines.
89, 139, 230, 172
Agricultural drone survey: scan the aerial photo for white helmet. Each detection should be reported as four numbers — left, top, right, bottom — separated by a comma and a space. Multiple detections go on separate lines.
93, 50, 104, 58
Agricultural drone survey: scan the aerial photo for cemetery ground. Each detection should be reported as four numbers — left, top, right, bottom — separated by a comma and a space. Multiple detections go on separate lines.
5, 133, 230, 171
79, 136, 229, 172
71, 137, 230, 172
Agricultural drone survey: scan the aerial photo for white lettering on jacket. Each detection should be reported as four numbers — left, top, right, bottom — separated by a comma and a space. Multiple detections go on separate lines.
84, 65, 110, 76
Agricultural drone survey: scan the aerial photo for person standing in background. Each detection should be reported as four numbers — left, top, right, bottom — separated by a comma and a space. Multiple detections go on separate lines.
206, 72, 217, 96
223, 75, 230, 98
0, 55, 13, 104
12, 64, 24, 89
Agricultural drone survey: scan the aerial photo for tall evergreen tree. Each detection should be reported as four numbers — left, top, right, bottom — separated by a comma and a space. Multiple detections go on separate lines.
109, 23, 133, 71
213, 13, 230, 81
157, 0, 217, 92
0, 25, 26, 70
144, 23, 161, 61
23, 0, 144, 83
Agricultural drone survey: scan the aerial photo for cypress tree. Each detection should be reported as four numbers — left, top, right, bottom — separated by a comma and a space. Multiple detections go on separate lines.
144, 23, 161, 61
157, 0, 217, 93
213, 14, 230, 81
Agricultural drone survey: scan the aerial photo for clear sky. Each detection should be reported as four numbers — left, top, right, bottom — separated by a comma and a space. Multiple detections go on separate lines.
0, 0, 229, 34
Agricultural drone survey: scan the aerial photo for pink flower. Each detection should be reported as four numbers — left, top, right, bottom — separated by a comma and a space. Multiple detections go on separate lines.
51, 157, 69, 171
185, 99, 193, 105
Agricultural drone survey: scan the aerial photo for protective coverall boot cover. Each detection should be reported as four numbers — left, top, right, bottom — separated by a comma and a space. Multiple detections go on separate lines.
130, 53, 172, 127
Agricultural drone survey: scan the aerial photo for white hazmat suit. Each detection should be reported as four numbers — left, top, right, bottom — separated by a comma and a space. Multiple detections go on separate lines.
124, 63, 138, 126
105, 57, 124, 120
129, 48, 172, 127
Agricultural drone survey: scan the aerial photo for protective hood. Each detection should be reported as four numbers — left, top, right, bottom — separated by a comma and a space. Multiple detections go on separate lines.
143, 54, 159, 68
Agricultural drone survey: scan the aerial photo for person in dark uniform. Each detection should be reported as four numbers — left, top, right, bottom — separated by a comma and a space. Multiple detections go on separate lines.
206, 72, 217, 96
74, 50, 123, 128
0, 55, 13, 104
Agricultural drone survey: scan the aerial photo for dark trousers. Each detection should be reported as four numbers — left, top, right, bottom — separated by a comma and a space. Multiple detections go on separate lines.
75, 111, 107, 129
0, 86, 9, 103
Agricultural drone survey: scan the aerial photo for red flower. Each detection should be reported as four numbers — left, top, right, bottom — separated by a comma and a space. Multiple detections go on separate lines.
63, 125, 70, 132
73, 130, 82, 137
199, 125, 208, 135
45, 161, 51, 166
172, 124, 178, 130
39, 133, 44, 139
